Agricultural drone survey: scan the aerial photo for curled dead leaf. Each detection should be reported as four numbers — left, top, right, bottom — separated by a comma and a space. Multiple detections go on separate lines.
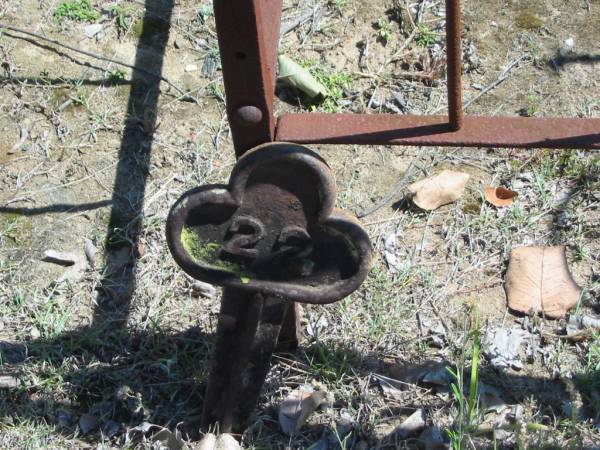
278, 385, 328, 435
408, 170, 470, 210
505, 246, 581, 319
484, 186, 518, 207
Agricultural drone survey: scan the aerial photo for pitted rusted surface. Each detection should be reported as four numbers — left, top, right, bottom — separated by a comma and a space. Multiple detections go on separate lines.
166, 143, 372, 304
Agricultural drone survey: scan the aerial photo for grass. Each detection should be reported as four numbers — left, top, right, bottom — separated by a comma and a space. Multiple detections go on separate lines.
299, 59, 353, 113
1, 1, 599, 449
446, 317, 481, 449
415, 24, 436, 47
53, 0, 99, 23
377, 17, 392, 44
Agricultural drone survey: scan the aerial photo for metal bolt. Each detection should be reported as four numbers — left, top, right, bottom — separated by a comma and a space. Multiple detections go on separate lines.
236, 105, 263, 125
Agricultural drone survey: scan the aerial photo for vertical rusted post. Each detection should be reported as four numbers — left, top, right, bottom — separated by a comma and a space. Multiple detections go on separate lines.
213, 0, 282, 156
445, 0, 463, 131
201, 289, 290, 432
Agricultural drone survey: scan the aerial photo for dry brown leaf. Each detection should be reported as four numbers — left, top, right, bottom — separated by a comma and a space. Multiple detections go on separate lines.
505, 246, 581, 319
408, 170, 470, 210
484, 186, 518, 207
278, 385, 328, 435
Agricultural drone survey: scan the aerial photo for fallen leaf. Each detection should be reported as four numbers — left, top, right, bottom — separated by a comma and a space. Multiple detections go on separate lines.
278, 55, 328, 99
407, 170, 470, 210
484, 186, 518, 207
505, 246, 581, 319
278, 385, 328, 435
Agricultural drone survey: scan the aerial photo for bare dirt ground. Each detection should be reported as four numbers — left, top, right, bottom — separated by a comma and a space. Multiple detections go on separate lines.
0, 0, 599, 449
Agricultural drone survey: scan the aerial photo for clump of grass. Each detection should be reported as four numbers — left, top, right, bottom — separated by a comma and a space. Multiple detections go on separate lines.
300, 59, 353, 112
446, 318, 481, 449
377, 17, 392, 44
53, 0, 99, 23
515, 10, 543, 30
107, 4, 135, 33
304, 341, 357, 384
415, 24, 436, 47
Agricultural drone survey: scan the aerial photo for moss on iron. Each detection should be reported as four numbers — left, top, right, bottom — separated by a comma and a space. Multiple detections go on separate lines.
180, 226, 253, 282
181, 227, 219, 263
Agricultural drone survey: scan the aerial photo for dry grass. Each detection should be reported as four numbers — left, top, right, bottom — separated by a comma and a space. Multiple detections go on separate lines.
0, 0, 599, 449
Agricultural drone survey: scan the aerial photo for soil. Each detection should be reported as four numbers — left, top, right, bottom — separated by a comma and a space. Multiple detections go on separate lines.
0, 0, 599, 449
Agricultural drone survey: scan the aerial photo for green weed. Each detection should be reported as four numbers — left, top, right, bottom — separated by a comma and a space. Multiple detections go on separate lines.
53, 0, 99, 23
377, 17, 392, 43
300, 59, 353, 112
107, 4, 135, 33
446, 318, 481, 449
415, 24, 436, 47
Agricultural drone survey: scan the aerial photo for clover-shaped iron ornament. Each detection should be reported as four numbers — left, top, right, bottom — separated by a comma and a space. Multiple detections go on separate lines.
166, 142, 372, 303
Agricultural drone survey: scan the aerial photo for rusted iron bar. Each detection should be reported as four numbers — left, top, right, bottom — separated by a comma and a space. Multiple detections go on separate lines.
445, 0, 463, 130
201, 289, 290, 432
213, 0, 282, 156
275, 114, 600, 149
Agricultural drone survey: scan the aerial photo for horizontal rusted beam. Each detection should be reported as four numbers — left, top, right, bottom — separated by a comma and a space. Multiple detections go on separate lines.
275, 114, 600, 149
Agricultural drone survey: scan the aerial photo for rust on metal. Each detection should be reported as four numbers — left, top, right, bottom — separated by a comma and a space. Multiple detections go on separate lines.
445, 0, 463, 130
200, 288, 291, 433
167, 143, 372, 304
166, 143, 372, 432
213, 0, 282, 156
166, 0, 600, 438
275, 114, 600, 149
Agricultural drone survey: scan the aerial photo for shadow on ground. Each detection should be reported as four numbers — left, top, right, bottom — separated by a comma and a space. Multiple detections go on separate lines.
1, 4, 599, 450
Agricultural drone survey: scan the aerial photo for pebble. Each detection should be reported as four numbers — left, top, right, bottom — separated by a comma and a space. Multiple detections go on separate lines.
564, 37, 574, 48
84, 24, 104, 39
191, 280, 217, 299
79, 414, 99, 434
185, 64, 199, 72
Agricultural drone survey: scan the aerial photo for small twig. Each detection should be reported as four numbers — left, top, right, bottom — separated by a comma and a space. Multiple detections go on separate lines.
358, 152, 428, 218
462, 56, 529, 111
0, 23, 190, 99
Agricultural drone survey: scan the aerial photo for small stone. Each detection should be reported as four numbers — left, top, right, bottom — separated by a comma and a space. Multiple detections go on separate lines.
79, 414, 99, 434
56, 409, 73, 427
419, 427, 449, 450
393, 408, 426, 439
84, 238, 98, 267
174, 39, 182, 49
564, 37, 574, 48
185, 64, 199, 72
84, 24, 104, 39
102, 420, 121, 438
191, 281, 217, 299
42, 250, 77, 266
30, 326, 41, 339
0, 375, 20, 388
